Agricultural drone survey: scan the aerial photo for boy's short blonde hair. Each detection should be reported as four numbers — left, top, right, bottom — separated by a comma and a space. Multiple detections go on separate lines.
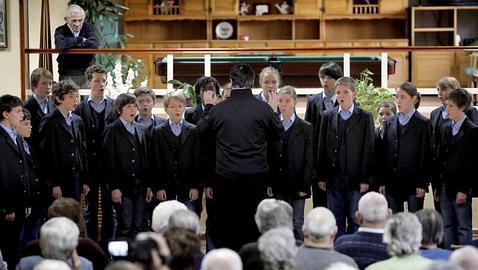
278, 85, 297, 101
436, 76, 460, 91
163, 90, 186, 108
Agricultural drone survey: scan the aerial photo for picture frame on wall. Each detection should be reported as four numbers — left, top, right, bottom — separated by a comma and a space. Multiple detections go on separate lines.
0, 0, 6, 48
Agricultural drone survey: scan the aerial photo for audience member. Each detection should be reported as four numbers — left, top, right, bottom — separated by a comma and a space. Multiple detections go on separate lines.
168, 209, 200, 235
16, 217, 92, 270
201, 249, 242, 270
335, 192, 390, 269
239, 199, 293, 270
365, 212, 432, 270
296, 207, 357, 270
415, 209, 452, 260
54, 5, 99, 88
258, 228, 297, 270
163, 227, 201, 270
450, 246, 478, 270
104, 261, 141, 270
151, 200, 187, 233
32, 259, 71, 270
130, 232, 171, 270
325, 262, 358, 270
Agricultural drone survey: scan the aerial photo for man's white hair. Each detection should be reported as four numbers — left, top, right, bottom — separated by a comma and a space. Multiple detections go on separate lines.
358, 191, 388, 223
201, 248, 242, 270
66, 4, 85, 18
383, 212, 422, 256
258, 228, 297, 270
152, 200, 187, 233
39, 217, 79, 261
169, 209, 200, 235
302, 207, 336, 240
450, 246, 478, 270
33, 259, 71, 270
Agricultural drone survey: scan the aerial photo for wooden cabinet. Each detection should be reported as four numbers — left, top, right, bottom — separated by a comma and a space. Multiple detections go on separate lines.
411, 6, 478, 87
124, 0, 409, 88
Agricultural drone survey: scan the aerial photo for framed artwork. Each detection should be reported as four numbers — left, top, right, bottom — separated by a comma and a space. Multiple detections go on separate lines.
0, 0, 6, 48
254, 3, 271, 16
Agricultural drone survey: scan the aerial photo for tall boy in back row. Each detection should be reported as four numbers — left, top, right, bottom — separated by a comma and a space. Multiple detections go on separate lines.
317, 77, 374, 237
74, 64, 117, 243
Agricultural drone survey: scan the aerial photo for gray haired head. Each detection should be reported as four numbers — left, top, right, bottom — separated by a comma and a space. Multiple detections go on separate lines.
358, 191, 389, 224
39, 217, 79, 261
201, 248, 242, 270
258, 228, 297, 270
302, 207, 337, 240
169, 209, 200, 235
415, 209, 444, 246
383, 212, 422, 256
450, 246, 478, 270
255, 199, 293, 233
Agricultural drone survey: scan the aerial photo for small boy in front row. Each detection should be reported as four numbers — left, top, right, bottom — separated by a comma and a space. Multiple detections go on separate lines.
435, 88, 478, 248
150, 91, 200, 215
275, 86, 313, 241
103, 93, 153, 239
317, 77, 375, 237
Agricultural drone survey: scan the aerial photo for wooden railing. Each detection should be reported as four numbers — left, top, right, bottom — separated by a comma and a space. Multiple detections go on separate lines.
353, 4, 380, 15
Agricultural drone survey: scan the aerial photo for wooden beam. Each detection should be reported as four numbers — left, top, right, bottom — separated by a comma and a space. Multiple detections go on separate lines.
19, 0, 26, 100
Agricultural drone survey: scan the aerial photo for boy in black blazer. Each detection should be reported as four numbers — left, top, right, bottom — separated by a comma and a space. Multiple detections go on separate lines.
275, 86, 313, 241
39, 80, 90, 202
133, 87, 166, 132
103, 93, 153, 239
0, 94, 28, 269
24, 68, 55, 154
185, 76, 221, 125
305, 62, 342, 208
151, 91, 201, 215
74, 64, 117, 242
317, 77, 374, 237
373, 101, 396, 191
435, 88, 478, 248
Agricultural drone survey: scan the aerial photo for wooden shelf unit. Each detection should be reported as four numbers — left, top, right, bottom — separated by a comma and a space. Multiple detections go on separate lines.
411, 6, 478, 87
124, 0, 409, 88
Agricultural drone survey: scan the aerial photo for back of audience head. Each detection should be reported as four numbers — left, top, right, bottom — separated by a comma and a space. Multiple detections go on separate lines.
131, 232, 171, 270
450, 246, 478, 270
255, 199, 293, 234
33, 259, 71, 270
47, 197, 81, 225
258, 228, 297, 270
152, 200, 187, 233
427, 261, 464, 270
383, 212, 422, 257
163, 227, 201, 270
229, 64, 255, 89
104, 261, 142, 270
302, 207, 337, 244
415, 209, 444, 247
201, 248, 242, 270
40, 217, 79, 261
356, 191, 390, 227
168, 209, 200, 235
325, 262, 358, 270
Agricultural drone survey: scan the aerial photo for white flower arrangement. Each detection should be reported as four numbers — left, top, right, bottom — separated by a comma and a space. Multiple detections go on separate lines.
106, 59, 148, 99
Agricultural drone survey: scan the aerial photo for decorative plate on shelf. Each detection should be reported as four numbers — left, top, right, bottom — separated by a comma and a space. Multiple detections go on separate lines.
215, 21, 234, 39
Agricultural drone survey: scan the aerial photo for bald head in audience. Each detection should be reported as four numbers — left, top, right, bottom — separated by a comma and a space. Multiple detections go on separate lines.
201, 248, 242, 270
450, 246, 478, 270
356, 191, 390, 228
255, 199, 293, 234
152, 201, 187, 233
302, 207, 337, 247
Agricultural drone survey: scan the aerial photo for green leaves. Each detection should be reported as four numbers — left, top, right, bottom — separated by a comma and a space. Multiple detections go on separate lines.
167, 80, 198, 105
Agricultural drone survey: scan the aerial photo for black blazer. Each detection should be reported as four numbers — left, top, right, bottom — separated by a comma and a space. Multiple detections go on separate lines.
39, 108, 88, 188
317, 106, 375, 188
24, 96, 56, 153
381, 111, 431, 197
21, 140, 47, 208
0, 128, 27, 216
276, 116, 313, 197
102, 119, 150, 194
184, 105, 203, 125
304, 93, 338, 175
150, 120, 199, 193
134, 114, 166, 135
372, 127, 385, 189
437, 118, 478, 196
54, 23, 99, 74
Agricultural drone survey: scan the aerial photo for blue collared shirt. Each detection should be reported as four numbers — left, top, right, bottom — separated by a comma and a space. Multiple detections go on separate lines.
441, 105, 448, 120
137, 114, 155, 127
398, 108, 416, 126
120, 117, 136, 135
33, 94, 49, 114
87, 95, 107, 113
60, 111, 73, 126
22, 139, 31, 155
280, 113, 296, 131
260, 92, 268, 102
0, 122, 18, 145
169, 118, 183, 137
322, 92, 336, 111
338, 103, 354, 120
452, 114, 467, 136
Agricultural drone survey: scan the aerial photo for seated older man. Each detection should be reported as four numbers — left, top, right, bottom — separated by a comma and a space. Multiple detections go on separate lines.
296, 207, 358, 270
201, 248, 242, 270
335, 192, 390, 269
239, 199, 294, 270
450, 246, 478, 270
365, 212, 432, 270
258, 228, 297, 270
16, 217, 93, 270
